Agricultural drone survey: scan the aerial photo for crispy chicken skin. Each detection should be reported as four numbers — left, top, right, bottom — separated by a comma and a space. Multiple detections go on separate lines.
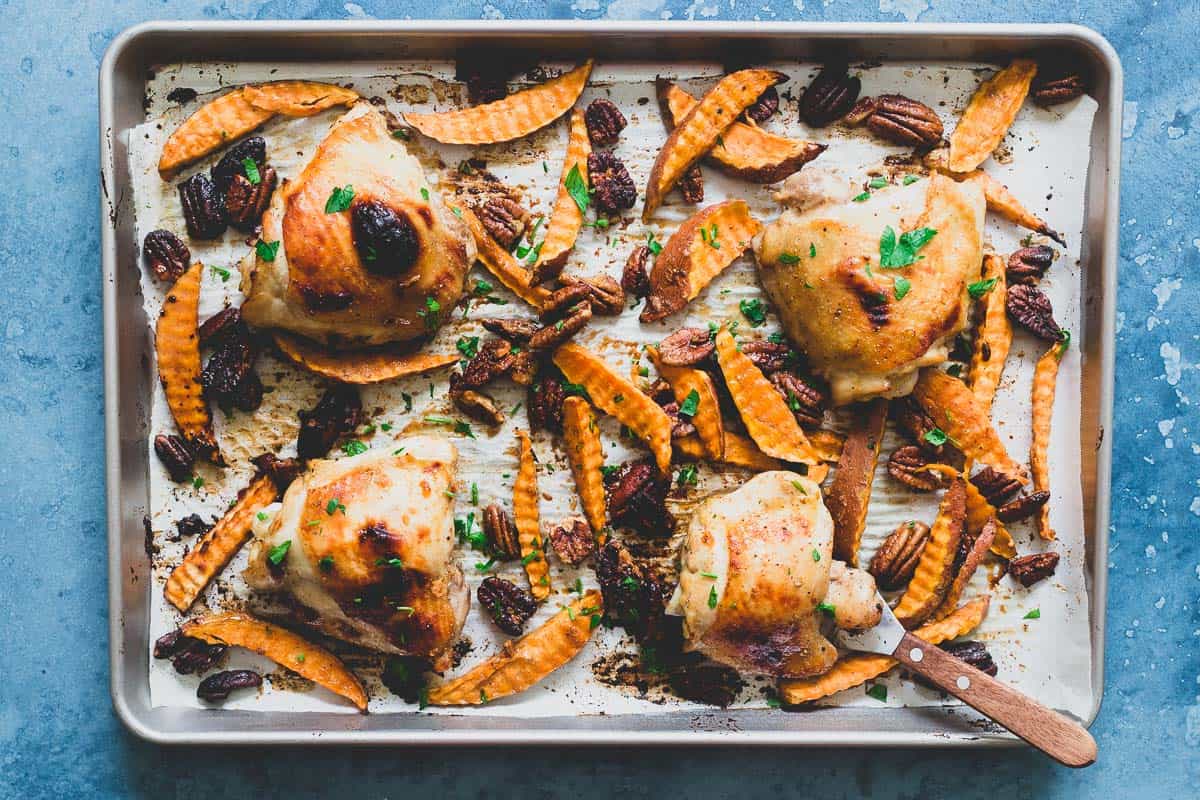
755, 169, 985, 406
668, 471, 882, 679
245, 438, 468, 670
240, 103, 475, 349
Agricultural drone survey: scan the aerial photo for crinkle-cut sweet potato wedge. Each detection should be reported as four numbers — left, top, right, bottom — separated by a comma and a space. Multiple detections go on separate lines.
893, 477, 967, 629
156, 261, 220, 460
649, 350, 725, 460
713, 328, 818, 465
806, 429, 845, 464
658, 81, 826, 184
165, 474, 278, 612
533, 109, 591, 280
779, 595, 990, 705
933, 517, 997, 622
427, 590, 602, 706
674, 433, 830, 482
924, 463, 1018, 560
968, 254, 1012, 413
514, 430, 550, 600
273, 333, 458, 384
552, 343, 674, 474
458, 206, 552, 307
405, 61, 593, 145
643, 69, 787, 220
182, 611, 368, 711
1031, 341, 1064, 541
824, 399, 888, 566
640, 201, 761, 322
561, 396, 607, 541
241, 81, 359, 117
158, 88, 275, 178
913, 369, 1027, 482
949, 59, 1038, 173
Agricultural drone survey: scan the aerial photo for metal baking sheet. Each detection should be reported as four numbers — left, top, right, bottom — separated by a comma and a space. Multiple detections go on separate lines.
100, 20, 1120, 745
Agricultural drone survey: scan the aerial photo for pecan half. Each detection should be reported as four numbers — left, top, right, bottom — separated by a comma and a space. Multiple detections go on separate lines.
153, 628, 226, 675
142, 229, 191, 282
478, 196, 530, 250
297, 385, 363, 461
252, 453, 303, 492
480, 317, 540, 343
939, 640, 997, 676
549, 518, 596, 565
201, 335, 254, 399
587, 150, 637, 214
868, 520, 931, 590
478, 576, 539, 636
1007, 551, 1060, 587
461, 338, 515, 387
560, 274, 625, 316
595, 539, 671, 641
198, 307, 242, 347
197, 669, 262, 702
231, 370, 264, 412
888, 445, 945, 492
528, 304, 592, 351
1033, 63, 1088, 107
742, 340, 792, 374
859, 95, 944, 148
799, 62, 862, 127
997, 490, 1050, 523
154, 433, 195, 483
175, 513, 212, 538
482, 504, 521, 560
659, 400, 697, 440
1006, 284, 1064, 342
970, 466, 1023, 507
211, 136, 266, 193
223, 168, 276, 232
745, 85, 779, 123
178, 173, 227, 239
539, 283, 593, 322
449, 373, 505, 426
621, 245, 651, 299
584, 97, 627, 146
770, 371, 825, 427
508, 350, 538, 386
658, 327, 715, 366
678, 164, 704, 204
1007, 245, 1056, 286
606, 460, 674, 536
351, 200, 420, 277
528, 375, 567, 433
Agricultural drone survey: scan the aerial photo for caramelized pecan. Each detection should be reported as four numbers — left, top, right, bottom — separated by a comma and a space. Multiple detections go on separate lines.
480, 317, 540, 343
560, 274, 625, 316
605, 460, 673, 536
857, 95, 944, 148
745, 85, 779, 123
297, 385, 363, 461
970, 466, 1023, 507
799, 62, 862, 127
548, 518, 596, 565
478, 576, 539, 636
887, 445, 945, 492
770, 371, 825, 427
1007, 551, 1060, 587
595, 539, 671, 641
743, 340, 792, 374
223, 168, 276, 232
482, 504, 521, 560
231, 369, 264, 412
539, 283, 593, 322
1006, 284, 1064, 342
460, 338, 515, 387
154, 433, 195, 483
1007, 245, 1056, 286
584, 97, 627, 146
142, 229, 191, 282
939, 640, 997, 676
153, 628, 226, 675
449, 373, 505, 426
179, 173, 227, 239
197, 669, 262, 702
527, 374, 567, 433
621, 245, 652, 299
528, 303, 592, 351
997, 490, 1050, 523
868, 520, 931, 590
211, 136, 266, 193
175, 513, 212, 538
658, 327, 715, 367
659, 400, 697, 440
508, 351, 538, 386
892, 397, 957, 461
351, 200, 419, 277
678, 164, 704, 204
198, 307, 242, 347
587, 151, 637, 214
252, 453, 303, 493
478, 196, 530, 250
1033, 62, 1088, 107
201, 336, 254, 399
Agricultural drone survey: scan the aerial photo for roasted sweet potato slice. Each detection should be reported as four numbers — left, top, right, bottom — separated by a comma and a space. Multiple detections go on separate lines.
807, 429, 845, 464
514, 430, 550, 600
553, 343, 673, 474
643, 69, 787, 219
640, 201, 761, 322
534, 109, 591, 277
405, 61, 593, 145
561, 396, 607, 540
426, 590, 602, 705
933, 517, 997, 621
892, 477, 967, 628
458, 206, 552, 307
924, 463, 1018, 560
1031, 341, 1064, 540
158, 88, 275, 178
949, 59, 1038, 173
658, 81, 825, 184
674, 433, 830, 483
241, 81, 359, 117
913, 369, 1026, 481
156, 261, 219, 460
182, 611, 368, 711
273, 333, 458, 384
649, 350, 726, 460
968, 254, 1012, 413
164, 474, 278, 612
824, 399, 889, 566
778, 595, 990, 705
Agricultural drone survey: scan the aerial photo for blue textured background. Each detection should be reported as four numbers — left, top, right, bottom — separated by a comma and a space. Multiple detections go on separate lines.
1, 1, 1195, 796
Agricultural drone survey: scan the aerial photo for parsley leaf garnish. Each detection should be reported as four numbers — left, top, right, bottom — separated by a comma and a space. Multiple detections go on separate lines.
341, 439, 367, 457
564, 163, 589, 213
255, 240, 279, 262
967, 277, 998, 299
267, 540, 291, 565
708, 585, 719, 609
324, 185, 354, 213
1024, 608, 1041, 620
865, 684, 888, 703
778, 252, 801, 264
923, 427, 949, 447
879, 225, 937, 268
739, 298, 767, 327
893, 275, 912, 300
242, 158, 261, 185
678, 389, 700, 419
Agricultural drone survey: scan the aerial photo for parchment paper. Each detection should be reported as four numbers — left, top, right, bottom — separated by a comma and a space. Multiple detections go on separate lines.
129, 58, 1096, 718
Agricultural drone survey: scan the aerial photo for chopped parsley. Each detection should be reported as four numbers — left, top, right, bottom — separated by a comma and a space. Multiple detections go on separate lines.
1057, 329, 1071, 358
419, 187, 430, 202
811, 548, 821, 562
790, 479, 808, 495
456, 336, 480, 359
699, 222, 721, 249
255, 239, 279, 261
677, 464, 699, 486
903, 175, 920, 185
817, 601, 836, 616
1024, 608, 1041, 620
241, 158, 261, 185
809, 242, 817, 258
923, 427, 949, 447
318, 555, 334, 572
879, 225, 937, 268
392, 128, 411, 140
868, 177, 888, 189
646, 231, 663, 255
210, 265, 231, 282
470, 482, 479, 505
739, 298, 767, 327
778, 252, 801, 265
678, 389, 700, 419
473, 278, 494, 296
852, 191, 872, 202
375, 556, 404, 568
967, 277, 998, 299
341, 439, 367, 457
326, 498, 346, 515
324, 185, 354, 213
893, 275, 912, 300
865, 684, 888, 703
417, 296, 441, 330
401, 392, 413, 412
701, 572, 719, 580
267, 540, 292, 565
707, 585, 719, 609
564, 163, 589, 213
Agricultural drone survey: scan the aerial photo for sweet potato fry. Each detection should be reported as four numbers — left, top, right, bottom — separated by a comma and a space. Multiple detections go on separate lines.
552, 343, 673, 474
643, 69, 787, 220
273, 333, 458, 384
427, 590, 602, 705
674, 432, 782, 472
458, 206, 552, 307
933, 517, 997, 622
164, 474, 278, 612
893, 477, 967, 628
1031, 341, 1064, 540
156, 261, 219, 460
969, 254, 1012, 413
561, 396, 607, 540
640, 201, 761, 322
913, 369, 1026, 481
405, 61, 593, 145
948, 59, 1038, 173
779, 595, 990, 705
241, 81, 359, 117
923, 462, 1018, 560
533, 109, 591, 279
824, 399, 889, 566
658, 81, 825, 184
182, 611, 368, 711
806, 429, 845, 464
713, 328, 818, 465
649, 350, 725, 460
158, 88, 275, 178
514, 430, 550, 600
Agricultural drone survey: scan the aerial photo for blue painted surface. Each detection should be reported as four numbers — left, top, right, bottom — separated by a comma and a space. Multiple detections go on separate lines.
1, 0, 1196, 796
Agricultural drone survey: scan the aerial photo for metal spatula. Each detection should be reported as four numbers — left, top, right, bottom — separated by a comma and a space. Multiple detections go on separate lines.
837, 598, 1097, 767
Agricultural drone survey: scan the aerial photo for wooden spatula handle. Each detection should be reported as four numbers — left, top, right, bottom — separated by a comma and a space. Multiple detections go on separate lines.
893, 632, 1096, 767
